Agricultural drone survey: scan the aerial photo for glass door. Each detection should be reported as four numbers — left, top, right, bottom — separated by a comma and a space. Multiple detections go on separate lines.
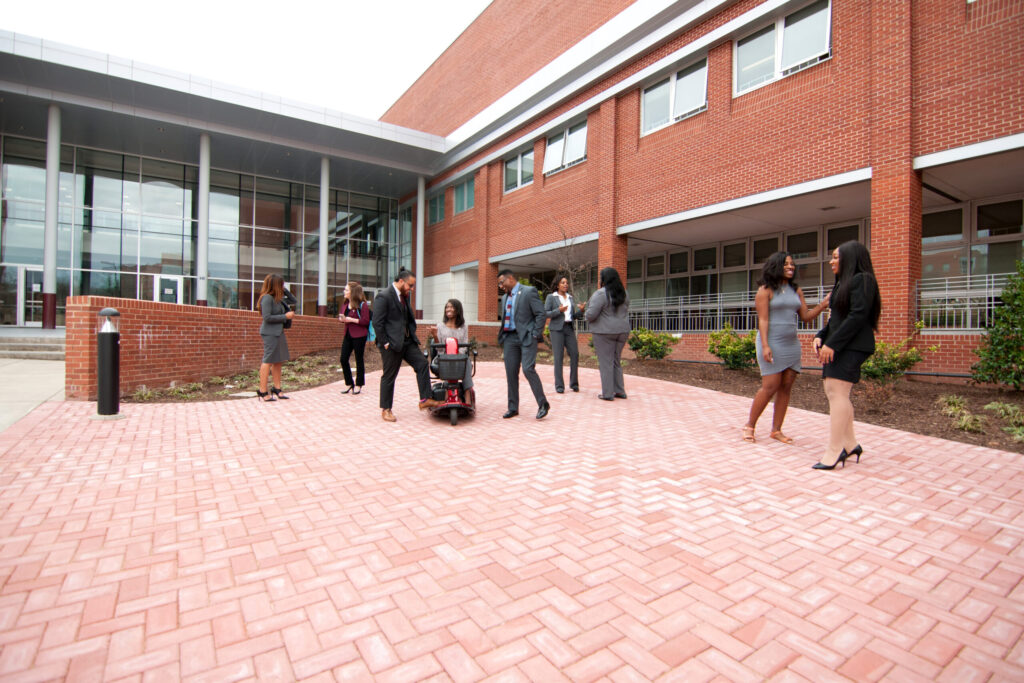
154, 275, 182, 304
0, 267, 17, 325
21, 268, 45, 326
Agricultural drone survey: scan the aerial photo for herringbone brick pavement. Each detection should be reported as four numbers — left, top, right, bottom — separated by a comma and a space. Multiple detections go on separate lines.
1, 362, 1022, 681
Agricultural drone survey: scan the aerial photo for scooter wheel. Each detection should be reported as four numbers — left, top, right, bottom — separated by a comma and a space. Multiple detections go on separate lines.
449, 407, 459, 426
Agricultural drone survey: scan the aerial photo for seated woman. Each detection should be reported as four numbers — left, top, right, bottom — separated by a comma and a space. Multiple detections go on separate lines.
431, 298, 473, 392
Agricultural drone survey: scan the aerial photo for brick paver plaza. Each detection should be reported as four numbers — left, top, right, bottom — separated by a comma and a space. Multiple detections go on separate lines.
1, 363, 1022, 681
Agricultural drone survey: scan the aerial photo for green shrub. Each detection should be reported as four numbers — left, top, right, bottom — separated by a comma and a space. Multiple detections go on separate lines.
861, 321, 935, 386
628, 328, 680, 361
1004, 426, 1024, 443
707, 324, 757, 370
954, 412, 986, 433
972, 259, 1024, 390
984, 401, 1024, 426
938, 394, 967, 417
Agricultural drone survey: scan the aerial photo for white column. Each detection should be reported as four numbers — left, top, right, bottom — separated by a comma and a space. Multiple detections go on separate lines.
318, 157, 329, 315
415, 176, 425, 312
196, 133, 210, 305
42, 104, 60, 328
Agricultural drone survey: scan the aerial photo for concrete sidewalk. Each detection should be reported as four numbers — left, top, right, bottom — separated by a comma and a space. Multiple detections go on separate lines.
0, 358, 64, 433
0, 363, 1022, 681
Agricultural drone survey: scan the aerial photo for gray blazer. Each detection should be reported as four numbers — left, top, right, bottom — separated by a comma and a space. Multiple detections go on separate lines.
544, 292, 580, 332
497, 284, 546, 346
585, 287, 631, 334
259, 294, 289, 336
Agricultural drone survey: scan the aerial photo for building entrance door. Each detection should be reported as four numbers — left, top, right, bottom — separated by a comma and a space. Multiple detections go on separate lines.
0, 266, 45, 326
154, 275, 183, 304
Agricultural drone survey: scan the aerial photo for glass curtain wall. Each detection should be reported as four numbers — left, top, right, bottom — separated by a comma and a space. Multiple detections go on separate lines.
0, 135, 400, 322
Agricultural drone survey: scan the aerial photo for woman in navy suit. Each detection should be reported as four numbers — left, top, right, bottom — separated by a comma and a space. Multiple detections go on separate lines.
812, 241, 881, 470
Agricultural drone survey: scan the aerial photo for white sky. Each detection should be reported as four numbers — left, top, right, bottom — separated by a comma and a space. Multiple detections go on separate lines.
3, 0, 492, 121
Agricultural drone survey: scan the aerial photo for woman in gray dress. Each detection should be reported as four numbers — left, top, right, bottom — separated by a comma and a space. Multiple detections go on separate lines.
743, 252, 829, 443
257, 273, 295, 401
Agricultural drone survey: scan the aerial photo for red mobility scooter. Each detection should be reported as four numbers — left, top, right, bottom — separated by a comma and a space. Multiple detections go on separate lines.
428, 338, 477, 425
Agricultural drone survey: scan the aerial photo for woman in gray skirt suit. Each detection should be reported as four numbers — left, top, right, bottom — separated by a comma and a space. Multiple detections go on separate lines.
585, 267, 631, 400
257, 273, 295, 401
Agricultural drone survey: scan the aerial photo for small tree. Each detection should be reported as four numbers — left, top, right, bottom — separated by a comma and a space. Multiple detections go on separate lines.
860, 321, 936, 405
972, 259, 1024, 391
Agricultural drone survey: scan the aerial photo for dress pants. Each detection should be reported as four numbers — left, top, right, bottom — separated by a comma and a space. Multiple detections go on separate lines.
549, 325, 579, 391
592, 332, 627, 397
502, 334, 546, 412
379, 339, 431, 410
340, 333, 367, 387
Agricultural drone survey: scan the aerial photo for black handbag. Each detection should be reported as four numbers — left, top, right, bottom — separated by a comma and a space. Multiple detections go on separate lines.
282, 289, 297, 329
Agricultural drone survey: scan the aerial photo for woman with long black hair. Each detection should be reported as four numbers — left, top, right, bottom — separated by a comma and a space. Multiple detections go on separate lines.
812, 241, 881, 470
743, 252, 830, 443
585, 267, 631, 400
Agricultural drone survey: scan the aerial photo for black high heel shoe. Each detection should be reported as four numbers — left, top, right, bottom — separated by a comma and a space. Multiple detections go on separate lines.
849, 444, 863, 463
256, 389, 275, 402
270, 386, 289, 400
341, 385, 354, 394
812, 449, 849, 470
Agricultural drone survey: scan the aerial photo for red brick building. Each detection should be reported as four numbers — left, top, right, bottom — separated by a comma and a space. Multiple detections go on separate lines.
384, 0, 1024, 376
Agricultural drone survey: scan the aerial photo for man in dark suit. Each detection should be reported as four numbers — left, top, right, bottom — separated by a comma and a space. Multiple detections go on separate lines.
497, 270, 550, 420
372, 269, 440, 422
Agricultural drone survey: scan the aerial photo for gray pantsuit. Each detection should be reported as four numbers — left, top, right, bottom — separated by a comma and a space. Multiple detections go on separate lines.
545, 292, 580, 392
591, 332, 627, 397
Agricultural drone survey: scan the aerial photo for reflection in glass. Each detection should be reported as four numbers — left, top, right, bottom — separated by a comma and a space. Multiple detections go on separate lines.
720, 270, 748, 293
208, 278, 239, 309
737, 24, 775, 91
673, 60, 707, 118
753, 237, 778, 263
691, 273, 718, 296
626, 281, 643, 301
723, 243, 746, 268
0, 218, 44, 265
647, 255, 665, 277
0, 267, 17, 325
781, 0, 829, 70
626, 259, 642, 279
971, 241, 1023, 276
693, 247, 716, 271
977, 200, 1023, 238
564, 122, 587, 166
922, 211, 962, 244
644, 279, 666, 299
669, 251, 688, 274
543, 132, 565, 174
209, 237, 242, 279
922, 246, 968, 277
787, 231, 818, 259
667, 276, 689, 297
140, 232, 185, 275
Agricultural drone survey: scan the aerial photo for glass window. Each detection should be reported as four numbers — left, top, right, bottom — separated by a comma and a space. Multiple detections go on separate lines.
428, 194, 444, 224
693, 247, 716, 271
626, 259, 643, 279
454, 177, 474, 214
647, 255, 665, 277
781, 0, 830, 71
753, 237, 778, 263
787, 231, 818, 260
505, 150, 534, 192
2, 138, 46, 202
667, 276, 689, 297
723, 243, 746, 268
923, 210, 963, 244
795, 262, 820, 287
922, 246, 968, 277
626, 281, 643, 301
674, 59, 708, 119
736, 24, 776, 92
209, 237, 242, 279
642, 78, 671, 132
0, 217, 44, 265
691, 273, 717, 295
645, 279, 666, 298
977, 200, 1023, 238
253, 179, 291, 229
971, 241, 1023, 276
140, 232, 185, 275
721, 271, 748, 293
543, 122, 588, 174
827, 224, 860, 250
736, 1, 831, 93
669, 251, 688, 274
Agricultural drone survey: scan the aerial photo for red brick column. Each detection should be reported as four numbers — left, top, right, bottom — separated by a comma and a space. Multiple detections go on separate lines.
869, 0, 921, 342
594, 98, 627, 276
477, 162, 499, 325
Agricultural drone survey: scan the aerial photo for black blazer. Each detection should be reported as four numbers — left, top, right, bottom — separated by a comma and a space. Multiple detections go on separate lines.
372, 285, 418, 350
816, 273, 878, 354
497, 284, 546, 346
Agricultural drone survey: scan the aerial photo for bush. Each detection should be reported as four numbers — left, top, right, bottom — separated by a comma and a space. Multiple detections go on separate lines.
972, 260, 1024, 390
938, 394, 967, 417
954, 413, 986, 433
707, 324, 756, 370
861, 321, 935, 387
628, 328, 679, 361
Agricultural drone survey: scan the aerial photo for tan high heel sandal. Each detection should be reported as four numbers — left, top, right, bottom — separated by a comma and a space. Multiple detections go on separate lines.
742, 426, 756, 443
769, 430, 794, 444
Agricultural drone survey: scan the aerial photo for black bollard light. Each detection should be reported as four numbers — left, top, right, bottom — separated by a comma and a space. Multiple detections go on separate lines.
97, 307, 121, 416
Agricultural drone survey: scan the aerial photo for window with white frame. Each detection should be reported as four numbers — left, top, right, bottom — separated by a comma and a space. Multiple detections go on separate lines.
428, 193, 444, 224
453, 177, 474, 214
504, 150, 534, 192
542, 121, 588, 175
735, 0, 831, 94
642, 58, 708, 134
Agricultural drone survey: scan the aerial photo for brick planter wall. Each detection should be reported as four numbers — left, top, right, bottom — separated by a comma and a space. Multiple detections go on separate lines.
65, 296, 345, 400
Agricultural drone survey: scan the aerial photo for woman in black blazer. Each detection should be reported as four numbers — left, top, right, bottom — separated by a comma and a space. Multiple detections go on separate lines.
812, 241, 881, 470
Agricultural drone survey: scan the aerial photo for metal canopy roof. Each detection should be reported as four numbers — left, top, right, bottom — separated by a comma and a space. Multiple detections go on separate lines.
0, 34, 447, 198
